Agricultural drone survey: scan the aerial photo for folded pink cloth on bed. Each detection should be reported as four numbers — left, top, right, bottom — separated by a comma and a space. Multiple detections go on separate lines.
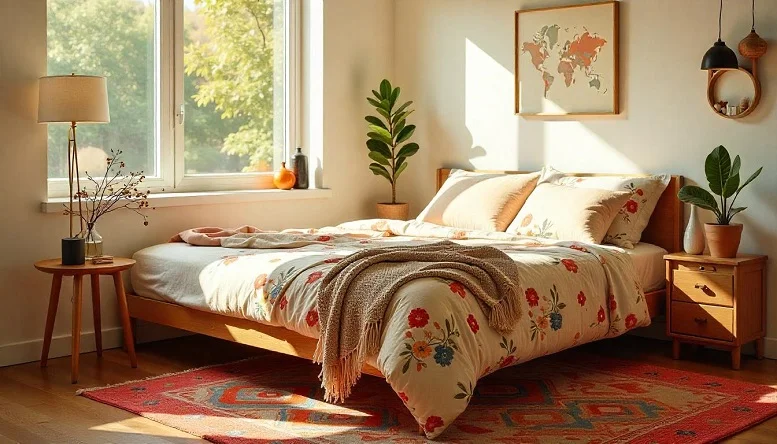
170, 226, 261, 246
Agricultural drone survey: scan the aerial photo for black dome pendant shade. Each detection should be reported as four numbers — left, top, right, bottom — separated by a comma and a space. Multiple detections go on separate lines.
701, 40, 739, 70
701, 0, 739, 70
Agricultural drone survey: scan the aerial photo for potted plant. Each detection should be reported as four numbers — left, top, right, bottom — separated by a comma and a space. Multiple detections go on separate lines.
365, 79, 419, 220
678, 145, 762, 258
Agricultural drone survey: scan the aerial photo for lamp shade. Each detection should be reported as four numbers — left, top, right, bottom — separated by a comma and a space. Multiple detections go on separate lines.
701, 40, 739, 70
38, 75, 110, 123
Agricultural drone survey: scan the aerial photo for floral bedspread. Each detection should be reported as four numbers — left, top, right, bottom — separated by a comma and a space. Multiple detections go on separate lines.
196, 219, 650, 438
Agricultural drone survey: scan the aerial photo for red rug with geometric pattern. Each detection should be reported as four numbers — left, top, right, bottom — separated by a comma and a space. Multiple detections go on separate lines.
79, 351, 777, 443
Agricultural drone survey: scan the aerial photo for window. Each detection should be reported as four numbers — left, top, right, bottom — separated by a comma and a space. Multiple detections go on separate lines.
46, 0, 297, 196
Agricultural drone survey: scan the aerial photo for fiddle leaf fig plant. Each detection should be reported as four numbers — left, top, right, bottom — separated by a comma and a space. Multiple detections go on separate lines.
678, 145, 762, 225
365, 79, 419, 204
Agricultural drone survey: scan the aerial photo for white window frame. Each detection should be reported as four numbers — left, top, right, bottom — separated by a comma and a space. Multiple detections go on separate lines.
47, 0, 300, 197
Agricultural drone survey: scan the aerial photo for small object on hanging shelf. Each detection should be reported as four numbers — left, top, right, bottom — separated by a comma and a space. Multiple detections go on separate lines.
740, 97, 750, 112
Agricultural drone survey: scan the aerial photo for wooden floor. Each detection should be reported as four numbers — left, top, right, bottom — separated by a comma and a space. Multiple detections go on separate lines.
1, 335, 776, 443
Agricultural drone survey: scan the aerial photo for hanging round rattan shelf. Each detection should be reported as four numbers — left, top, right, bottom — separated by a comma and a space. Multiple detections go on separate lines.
706, 63, 761, 119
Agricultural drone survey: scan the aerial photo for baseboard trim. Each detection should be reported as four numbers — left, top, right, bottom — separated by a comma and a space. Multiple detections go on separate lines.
763, 337, 777, 360
0, 328, 124, 367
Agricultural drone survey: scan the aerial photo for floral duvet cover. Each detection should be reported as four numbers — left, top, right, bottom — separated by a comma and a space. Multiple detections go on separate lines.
195, 219, 651, 438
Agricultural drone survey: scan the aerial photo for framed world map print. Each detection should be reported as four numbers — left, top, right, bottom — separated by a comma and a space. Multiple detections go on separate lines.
515, 1, 619, 116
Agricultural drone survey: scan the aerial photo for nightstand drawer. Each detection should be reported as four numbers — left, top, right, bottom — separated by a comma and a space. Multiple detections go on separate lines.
670, 301, 734, 342
672, 270, 734, 307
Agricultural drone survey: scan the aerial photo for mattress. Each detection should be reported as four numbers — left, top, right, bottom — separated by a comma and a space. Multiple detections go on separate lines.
130, 241, 668, 310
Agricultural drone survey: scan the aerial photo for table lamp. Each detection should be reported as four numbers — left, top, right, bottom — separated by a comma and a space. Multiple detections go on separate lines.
38, 74, 110, 264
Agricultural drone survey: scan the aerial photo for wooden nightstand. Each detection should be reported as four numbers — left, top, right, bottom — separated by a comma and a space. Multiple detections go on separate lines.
34, 258, 138, 383
665, 252, 767, 369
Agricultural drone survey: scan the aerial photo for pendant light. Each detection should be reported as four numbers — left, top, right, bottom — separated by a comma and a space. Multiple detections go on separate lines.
701, 0, 739, 70
738, 0, 767, 59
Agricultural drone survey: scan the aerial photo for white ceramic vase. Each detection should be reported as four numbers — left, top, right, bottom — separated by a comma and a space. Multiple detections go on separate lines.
683, 205, 705, 254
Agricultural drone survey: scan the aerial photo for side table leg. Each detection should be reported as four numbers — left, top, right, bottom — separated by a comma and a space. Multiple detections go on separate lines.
90, 274, 102, 357
731, 346, 741, 370
41, 274, 63, 367
112, 272, 137, 368
672, 339, 681, 360
71, 275, 83, 384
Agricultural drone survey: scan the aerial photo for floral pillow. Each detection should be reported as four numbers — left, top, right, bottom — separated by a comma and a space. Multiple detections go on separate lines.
540, 167, 671, 248
506, 183, 631, 244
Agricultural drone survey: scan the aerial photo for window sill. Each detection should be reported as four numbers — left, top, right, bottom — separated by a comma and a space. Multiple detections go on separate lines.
41, 188, 333, 213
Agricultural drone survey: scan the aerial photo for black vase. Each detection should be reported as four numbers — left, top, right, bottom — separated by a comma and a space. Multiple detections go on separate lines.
291, 147, 309, 189
61, 237, 85, 265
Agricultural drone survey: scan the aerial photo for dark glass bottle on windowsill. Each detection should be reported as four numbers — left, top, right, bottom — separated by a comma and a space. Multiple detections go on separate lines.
291, 147, 309, 189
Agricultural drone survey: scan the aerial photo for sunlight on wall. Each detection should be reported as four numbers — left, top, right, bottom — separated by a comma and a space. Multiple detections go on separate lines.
464, 39, 517, 168
542, 121, 643, 173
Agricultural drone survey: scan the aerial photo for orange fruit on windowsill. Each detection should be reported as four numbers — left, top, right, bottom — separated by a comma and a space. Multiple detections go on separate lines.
273, 162, 296, 190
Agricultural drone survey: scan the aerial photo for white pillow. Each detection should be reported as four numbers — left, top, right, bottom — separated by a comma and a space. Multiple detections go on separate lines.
541, 167, 671, 248
506, 183, 631, 244
417, 170, 540, 232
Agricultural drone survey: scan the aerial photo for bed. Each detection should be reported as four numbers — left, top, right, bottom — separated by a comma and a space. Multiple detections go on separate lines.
127, 169, 683, 438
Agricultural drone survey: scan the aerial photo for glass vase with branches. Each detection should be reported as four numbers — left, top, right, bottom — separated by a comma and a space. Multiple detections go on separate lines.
64, 149, 152, 257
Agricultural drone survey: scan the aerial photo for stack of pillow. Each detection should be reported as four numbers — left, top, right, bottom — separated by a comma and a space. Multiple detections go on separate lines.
417, 167, 671, 248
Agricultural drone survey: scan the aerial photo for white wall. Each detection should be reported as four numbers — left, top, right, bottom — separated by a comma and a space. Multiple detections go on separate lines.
394, 1, 777, 354
0, 0, 394, 366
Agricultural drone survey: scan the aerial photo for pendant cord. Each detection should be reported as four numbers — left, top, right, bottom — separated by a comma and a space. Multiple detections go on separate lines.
752, 0, 756, 31
718, 0, 723, 41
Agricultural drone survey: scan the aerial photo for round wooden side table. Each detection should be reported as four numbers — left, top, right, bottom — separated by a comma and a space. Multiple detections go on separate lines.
34, 258, 138, 383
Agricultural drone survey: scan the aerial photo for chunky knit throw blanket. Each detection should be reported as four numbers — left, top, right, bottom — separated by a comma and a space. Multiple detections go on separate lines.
313, 240, 522, 403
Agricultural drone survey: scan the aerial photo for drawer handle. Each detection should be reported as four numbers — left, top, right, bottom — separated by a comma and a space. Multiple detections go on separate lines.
693, 317, 708, 325
698, 265, 717, 272
694, 283, 710, 291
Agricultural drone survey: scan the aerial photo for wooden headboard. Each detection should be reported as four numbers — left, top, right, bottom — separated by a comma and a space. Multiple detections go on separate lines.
436, 169, 684, 253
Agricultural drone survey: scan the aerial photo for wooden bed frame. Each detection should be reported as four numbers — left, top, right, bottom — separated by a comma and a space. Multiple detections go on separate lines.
127, 169, 683, 376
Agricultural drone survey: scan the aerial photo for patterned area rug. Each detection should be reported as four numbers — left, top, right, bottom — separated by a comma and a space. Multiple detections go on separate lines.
80, 352, 777, 443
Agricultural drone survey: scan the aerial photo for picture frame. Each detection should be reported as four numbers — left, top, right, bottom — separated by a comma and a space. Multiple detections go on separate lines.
515, 1, 620, 116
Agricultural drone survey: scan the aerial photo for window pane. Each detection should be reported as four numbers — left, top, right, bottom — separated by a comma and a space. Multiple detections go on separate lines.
183, 0, 286, 174
47, 0, 158, 179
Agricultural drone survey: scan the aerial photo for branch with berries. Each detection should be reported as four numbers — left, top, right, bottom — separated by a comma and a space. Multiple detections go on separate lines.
63, 149, 153, 230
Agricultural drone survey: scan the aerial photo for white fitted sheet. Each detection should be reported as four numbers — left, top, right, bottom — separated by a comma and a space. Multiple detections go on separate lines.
625, 242, 667, 292
130, 240, 668, 311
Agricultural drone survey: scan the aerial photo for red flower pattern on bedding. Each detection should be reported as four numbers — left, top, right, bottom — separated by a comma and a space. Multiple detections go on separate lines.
467, 314, 479, 334
305, 310, 319, 327
306, 271, 323, 284
525, 288, 539, 307
449, 281, 466, 298
561, 259, 578, 273
408, 308, 430, 329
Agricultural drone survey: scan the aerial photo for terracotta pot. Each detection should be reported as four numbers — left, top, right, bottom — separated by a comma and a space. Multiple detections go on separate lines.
704, 223, 743, 258
376, 202, 409, 220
